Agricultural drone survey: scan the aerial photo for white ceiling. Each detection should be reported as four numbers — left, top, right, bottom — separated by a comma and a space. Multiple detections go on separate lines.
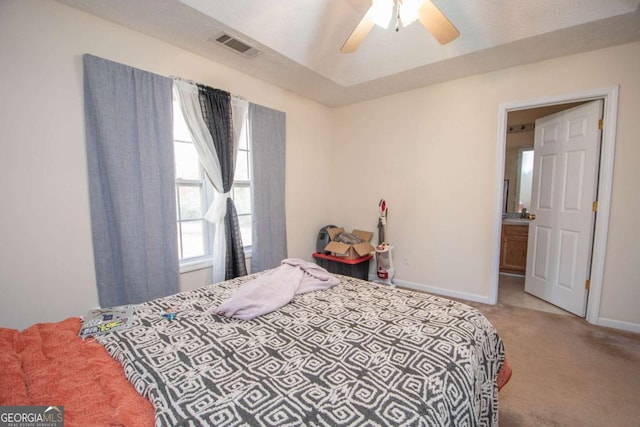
56, 0, 640, 107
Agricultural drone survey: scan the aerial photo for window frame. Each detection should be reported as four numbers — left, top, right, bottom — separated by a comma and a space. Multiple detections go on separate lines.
174, 138, 215, 270
232, 120, 252, 253
173, 104, 253, 272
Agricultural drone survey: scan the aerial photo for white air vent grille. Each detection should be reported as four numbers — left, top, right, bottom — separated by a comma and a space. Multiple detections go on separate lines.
211, 33, 260, 58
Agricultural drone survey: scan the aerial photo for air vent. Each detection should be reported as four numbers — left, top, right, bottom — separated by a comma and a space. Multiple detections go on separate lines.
211, 33, 260, 58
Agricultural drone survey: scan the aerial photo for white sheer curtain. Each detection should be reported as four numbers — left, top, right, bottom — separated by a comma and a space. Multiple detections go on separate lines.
172, 80, 248, 283
173, 80, 227, 282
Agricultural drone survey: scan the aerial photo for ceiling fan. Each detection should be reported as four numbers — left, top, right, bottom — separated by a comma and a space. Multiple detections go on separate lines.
341, 0, 459, 53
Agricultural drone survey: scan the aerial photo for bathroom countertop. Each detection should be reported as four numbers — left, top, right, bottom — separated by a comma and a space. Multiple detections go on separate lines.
502, 218, 531, 226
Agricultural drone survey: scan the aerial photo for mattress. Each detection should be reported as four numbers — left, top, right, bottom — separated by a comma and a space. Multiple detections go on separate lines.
95, 273, 507, 426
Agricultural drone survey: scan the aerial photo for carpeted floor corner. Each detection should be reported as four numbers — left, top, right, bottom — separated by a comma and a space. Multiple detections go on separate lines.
467, 301, 640, 426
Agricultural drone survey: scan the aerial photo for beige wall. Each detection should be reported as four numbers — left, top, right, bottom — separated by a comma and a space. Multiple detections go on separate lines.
332, 41, 640, 328
1, 1, 638, 332
0, 0, 333, 329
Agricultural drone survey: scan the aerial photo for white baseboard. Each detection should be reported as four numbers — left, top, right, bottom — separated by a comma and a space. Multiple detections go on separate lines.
369, 275, 492, 305
596, 317, 640, 334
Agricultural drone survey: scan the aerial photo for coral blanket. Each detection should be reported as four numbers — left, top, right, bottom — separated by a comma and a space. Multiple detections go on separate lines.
0, 317, 154, 427
214, 258, 340, 320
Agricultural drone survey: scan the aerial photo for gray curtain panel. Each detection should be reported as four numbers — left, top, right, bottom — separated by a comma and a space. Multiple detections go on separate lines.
197, 85, 247, 279
83, 54, 179, 307
249, 103, 287, 273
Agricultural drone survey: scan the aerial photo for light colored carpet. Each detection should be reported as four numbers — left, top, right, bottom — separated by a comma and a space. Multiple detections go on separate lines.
467, 301, 640, 426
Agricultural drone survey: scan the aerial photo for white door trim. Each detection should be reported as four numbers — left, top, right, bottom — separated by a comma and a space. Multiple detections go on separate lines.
490, 86, 619, 326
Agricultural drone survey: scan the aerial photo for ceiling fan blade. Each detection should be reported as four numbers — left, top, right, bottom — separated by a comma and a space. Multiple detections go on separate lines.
418, 0, 460, 45
340, 7, 375, 53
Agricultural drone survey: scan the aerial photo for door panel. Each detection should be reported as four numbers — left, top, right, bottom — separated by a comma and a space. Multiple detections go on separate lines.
557, 229, 579, 289
537, 155, 557, 210
531, 226, 551, 280
525, 100, 603, 316
563, 151, 585, 211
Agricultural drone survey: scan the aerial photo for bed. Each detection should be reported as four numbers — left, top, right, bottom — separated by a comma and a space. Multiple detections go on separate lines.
1, 268, 510, 426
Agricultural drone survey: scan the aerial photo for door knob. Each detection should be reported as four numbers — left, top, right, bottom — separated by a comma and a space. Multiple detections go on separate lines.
528, 213, 536, 220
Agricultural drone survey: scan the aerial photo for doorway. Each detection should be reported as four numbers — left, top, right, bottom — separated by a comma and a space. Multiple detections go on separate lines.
501, 102, 588, 316
490, 87, 619, 325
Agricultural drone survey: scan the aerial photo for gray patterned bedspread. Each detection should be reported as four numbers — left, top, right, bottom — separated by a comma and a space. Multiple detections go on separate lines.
97, 274, 505, 426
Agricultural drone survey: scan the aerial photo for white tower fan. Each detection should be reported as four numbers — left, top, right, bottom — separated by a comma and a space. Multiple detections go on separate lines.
375, 199, 395, 286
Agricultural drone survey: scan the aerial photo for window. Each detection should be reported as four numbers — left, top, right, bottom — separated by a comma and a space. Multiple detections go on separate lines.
233, 121, 252, 248
173, 97, 212, 262
173, 97, 252, 265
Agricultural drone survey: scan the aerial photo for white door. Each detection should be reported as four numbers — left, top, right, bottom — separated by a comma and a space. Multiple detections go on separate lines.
524, 100, 603, 316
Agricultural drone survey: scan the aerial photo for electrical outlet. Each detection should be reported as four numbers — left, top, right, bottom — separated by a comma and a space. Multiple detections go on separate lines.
402, 256, 409, 265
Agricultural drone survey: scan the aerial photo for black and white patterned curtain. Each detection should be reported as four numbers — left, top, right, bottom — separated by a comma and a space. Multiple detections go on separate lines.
197, 85, 247, 280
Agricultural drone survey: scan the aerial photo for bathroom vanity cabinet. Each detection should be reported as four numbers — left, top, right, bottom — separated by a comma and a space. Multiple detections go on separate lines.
500, 224, 529, 274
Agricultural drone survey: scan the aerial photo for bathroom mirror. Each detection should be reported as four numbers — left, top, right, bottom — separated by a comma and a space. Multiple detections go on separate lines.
517, 150, 534, 212
504, 137, 534, 213
504, 148, 533, 213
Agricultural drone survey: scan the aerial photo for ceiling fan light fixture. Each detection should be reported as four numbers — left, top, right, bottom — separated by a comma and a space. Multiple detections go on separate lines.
370, 0, 393, 29
399, 0, 422, 27
340, 0, 458, 53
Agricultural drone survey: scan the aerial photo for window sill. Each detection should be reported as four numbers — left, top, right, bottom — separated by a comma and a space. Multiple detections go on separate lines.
179, 248, 252, 274
179, 258, 212, 274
